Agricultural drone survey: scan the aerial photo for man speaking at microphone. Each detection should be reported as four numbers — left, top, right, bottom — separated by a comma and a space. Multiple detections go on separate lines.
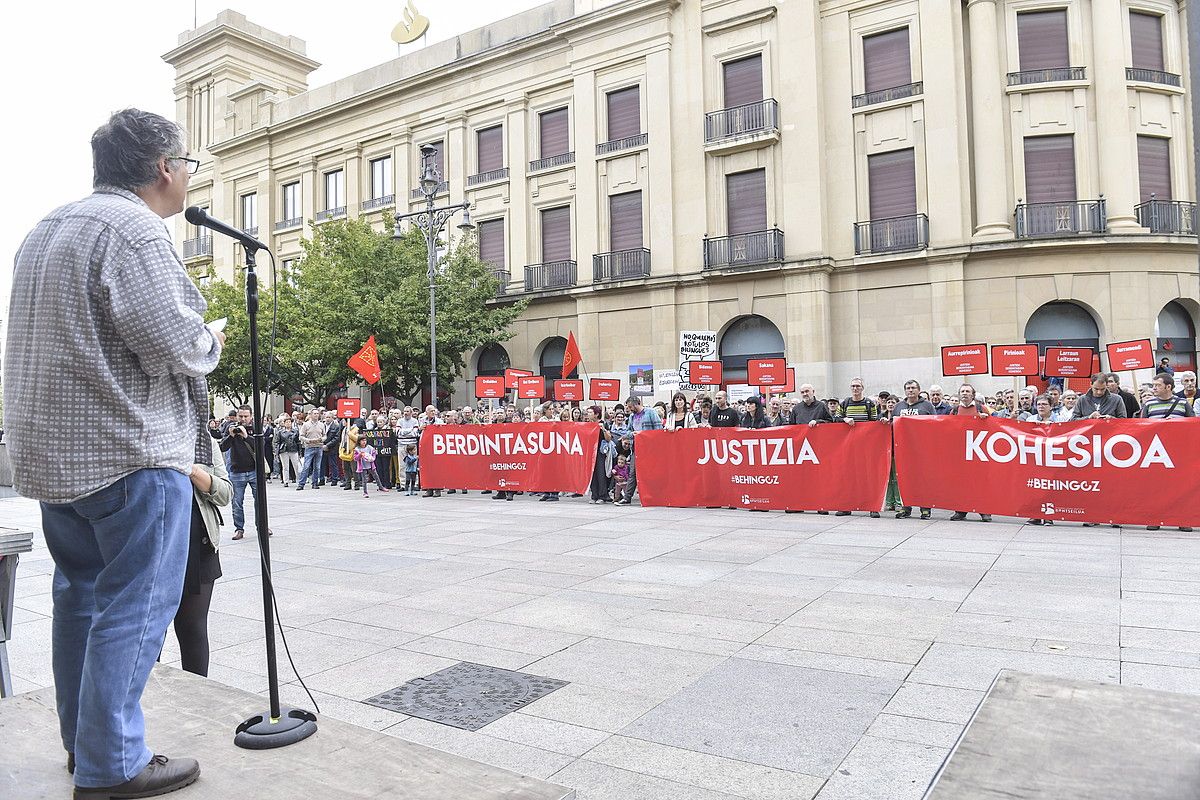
4, 109, 224, 798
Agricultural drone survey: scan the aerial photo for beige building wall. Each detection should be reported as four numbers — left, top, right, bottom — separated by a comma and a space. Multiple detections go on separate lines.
165, 1, 1200, 406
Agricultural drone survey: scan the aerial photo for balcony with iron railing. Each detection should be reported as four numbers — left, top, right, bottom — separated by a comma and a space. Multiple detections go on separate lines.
1126, 67, 1182, 87
467, 168, 510, 187
182, 236, 212, 259
274, 217, 302, 232
597, 132, 649, 156
594, 248, 651, 282
703, 229, 784, 270
529, 152, 575, 172
362, 195, 395, 211
853, 214, 929, 255
314, 206, 347, 222
1014, 199, 1107, 238
704, 99, 780, 153
524, 260, 577, 291
1007, 66, 1087, 86
489, 269, 512, 296
1135, 197, 1197, 235
411, 181, 449, 200
852, 81, 923, 109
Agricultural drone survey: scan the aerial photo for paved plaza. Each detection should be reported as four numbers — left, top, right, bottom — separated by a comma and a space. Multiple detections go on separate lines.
4, 487, 1200, 799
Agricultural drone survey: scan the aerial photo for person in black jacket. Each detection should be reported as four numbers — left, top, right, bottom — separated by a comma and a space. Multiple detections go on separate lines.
741, 396, 771, 429
323, 413, 344, 487
789, 384, 833, 426
710, 390, 742, 427
218, 406, 270, 541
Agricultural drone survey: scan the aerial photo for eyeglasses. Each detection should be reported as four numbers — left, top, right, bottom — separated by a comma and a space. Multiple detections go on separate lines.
169, 156, 201, 175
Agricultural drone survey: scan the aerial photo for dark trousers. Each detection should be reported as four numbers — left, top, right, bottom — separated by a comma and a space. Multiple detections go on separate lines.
590, 454, 610, 501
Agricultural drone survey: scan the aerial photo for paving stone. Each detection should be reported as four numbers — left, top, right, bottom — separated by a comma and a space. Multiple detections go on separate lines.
908, 642, 1120, 691
864, 713, 964, 749
548, 758, 743, 800
882, 682, 986, 725
783, 592, 959, 640
387, 716, 575, 780
1121, 662, 1200, 695
736, 644, 914, 681
435, 619, 587, 657
483, 711, 611, 757
814, 735, 947, 800
526, 637, 726, 700
519, 681, 664, 732
757, 625, 931, 664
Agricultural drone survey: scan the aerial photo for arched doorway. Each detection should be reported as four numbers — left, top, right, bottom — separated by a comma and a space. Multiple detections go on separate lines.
538, 336, 578, 379
1156, 300, 1197, 372
719, 315, 785, 383
1024, 301, 1100, 353
476, 343, 510, 377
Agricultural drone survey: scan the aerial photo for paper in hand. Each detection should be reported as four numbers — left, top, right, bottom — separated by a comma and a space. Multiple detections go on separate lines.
208, 317, 228, 334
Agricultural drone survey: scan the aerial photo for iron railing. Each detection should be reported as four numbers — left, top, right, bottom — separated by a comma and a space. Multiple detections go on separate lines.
490, 269, 512, 295
1135, 198, 1197, 235
362, 195, 395, 211
314, 207, 346, 222
529, 152, 575, 172
1014, 199, 1106, 238
524, 260, 577, 290
467, 168, 510, 186
410, 182, 449, 200
1007, 66, 1086, 86
1126, 67, 1182, 87
853, 214, 929, 255
594, 248, 651, 282
704, 99, 780, 144
703, 229, 784, 270
852, 81, 923, 109
274, 217, 302, 231
182, 236, 212, 259
597, 132, 649, 155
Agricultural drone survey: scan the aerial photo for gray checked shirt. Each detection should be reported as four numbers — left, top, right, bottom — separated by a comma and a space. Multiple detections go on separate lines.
3, 187, 222, 503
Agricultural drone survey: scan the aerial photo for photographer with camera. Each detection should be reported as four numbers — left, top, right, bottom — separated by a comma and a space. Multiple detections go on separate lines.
218, 405, 269, 540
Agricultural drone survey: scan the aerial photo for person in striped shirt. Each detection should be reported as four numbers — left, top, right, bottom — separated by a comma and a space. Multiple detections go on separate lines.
835, 378, 881, 518
1141, 373, 1195, 532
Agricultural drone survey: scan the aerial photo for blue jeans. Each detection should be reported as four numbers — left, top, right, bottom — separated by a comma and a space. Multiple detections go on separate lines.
229, 470, 258, 531
325, 449, 342, 484
40, 468, 191, 788
297, 447, 322, 488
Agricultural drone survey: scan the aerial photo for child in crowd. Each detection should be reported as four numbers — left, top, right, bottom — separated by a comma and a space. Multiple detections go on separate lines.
353, 436, 384, 496
403, 444, 419, 496
611, 453, 630, 501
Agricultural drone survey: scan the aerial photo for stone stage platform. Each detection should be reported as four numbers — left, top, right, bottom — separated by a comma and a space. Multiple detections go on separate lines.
0, 664, 575, 800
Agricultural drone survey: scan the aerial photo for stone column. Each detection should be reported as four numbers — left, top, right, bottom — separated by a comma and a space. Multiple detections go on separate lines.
966, 0, 1012, 238
1092, 0, 1140, 229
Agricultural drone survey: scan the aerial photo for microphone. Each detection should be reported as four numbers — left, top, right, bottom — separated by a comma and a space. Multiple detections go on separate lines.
185, 206, 269, 253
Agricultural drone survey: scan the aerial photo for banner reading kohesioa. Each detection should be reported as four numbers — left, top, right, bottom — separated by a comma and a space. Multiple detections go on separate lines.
894, 415, 1200, 527
419, 422, 599, 493
635, 425, 892, 511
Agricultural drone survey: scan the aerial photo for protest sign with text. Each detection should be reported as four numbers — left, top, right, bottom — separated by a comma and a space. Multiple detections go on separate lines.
419, 422, 599, 492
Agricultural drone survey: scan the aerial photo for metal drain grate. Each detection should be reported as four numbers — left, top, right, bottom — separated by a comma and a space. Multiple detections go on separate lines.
365, 662, 568, 731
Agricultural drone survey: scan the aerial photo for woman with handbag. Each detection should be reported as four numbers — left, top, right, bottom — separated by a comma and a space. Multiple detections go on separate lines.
586, 405, 614, 503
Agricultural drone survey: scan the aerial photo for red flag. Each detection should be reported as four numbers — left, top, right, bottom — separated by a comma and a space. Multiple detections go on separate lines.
348, 335, 382, 384
562, 332, 583, 379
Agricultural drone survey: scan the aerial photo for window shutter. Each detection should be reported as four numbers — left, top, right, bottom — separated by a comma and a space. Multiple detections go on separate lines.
863, 28, 911, 93
723, 54, 764, 108
478, 219, 505, 269
477, 126, 503, 173
1023, 135, 1076, 203
1017, 10, 1070, 71
1130, 12, 1165, 72
868, 149, 917, 220
609, 192, 643, 251
1137, 136, 1171, 202
606, 87, 641, 142
540, 108, 569, 158
726, 169, 767, 234
541, 206, 571, 262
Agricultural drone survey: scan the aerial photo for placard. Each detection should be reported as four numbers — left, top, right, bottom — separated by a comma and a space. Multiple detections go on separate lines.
516, 376, 545, 399
504, 368, 534, 389
1106, 339, 1155, 372
990, 344, 1040, 377
746, 358, 786, 386
589, 378, 622, 401
687, 360, 723, 386
554, 379, 584, 402
474, 376, 505, 399
763, 367, 796, 394
629, 364, 654, 396
678, 330, 719, 391
941, 344, 989, 376
1044, 347, 1095, 378
336, 398, 361, 419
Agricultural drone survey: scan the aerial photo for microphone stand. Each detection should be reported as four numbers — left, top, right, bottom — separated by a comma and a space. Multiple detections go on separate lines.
232, 244, 318, 749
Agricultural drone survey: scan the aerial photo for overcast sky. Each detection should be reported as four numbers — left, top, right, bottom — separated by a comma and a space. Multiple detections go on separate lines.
0, 0, 546, 325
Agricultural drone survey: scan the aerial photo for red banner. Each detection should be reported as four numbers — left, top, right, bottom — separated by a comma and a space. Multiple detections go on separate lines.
636, 424, 892, 512
1106, 339, 1154, 371
504, 368, 534, 389
894, 415, 1200, 527
589, 378, 621, 401
991, 344, 1040, 377
554, 379, 584, 401
516, 376, 545, 399
747, 358, 786, 386
688, 361, 723, 386
942, 344, 989, 376
336, 398, 361, 419
1044, 347, 1094, 378
419, 422, 600, 492
475, 376, 505, 399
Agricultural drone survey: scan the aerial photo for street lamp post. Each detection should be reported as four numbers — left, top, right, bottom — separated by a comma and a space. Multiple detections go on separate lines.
394, 144, 474, 408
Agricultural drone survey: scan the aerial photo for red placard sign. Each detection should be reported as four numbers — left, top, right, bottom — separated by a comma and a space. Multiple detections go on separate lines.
336, 398, 361, 419
991, 344, 1040, 377
516, 376, 546, 399
747, 358, 786, 386
1106, 339, 1155, 372
554, 379, 584, 401
474, 376, 506, 399
504, 368, 534, 389
763, 367, 796, 394
1044, 347, 1095, 378
941, 344, 989, 376
687, 361, 723, 386
589, 378, 621, 401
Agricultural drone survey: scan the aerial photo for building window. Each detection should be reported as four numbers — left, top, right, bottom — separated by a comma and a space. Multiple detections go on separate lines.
324, 170, 345, 211
1023, 135, 1076, 202
240, 193, 257, 231
540, 206, 572, 262
540, 108, 570, 158
868, 149, 917, 220
723, 54, 764, 108
863, 28, 911, 94
190, 205, 208, 238
1130, 12, 1165, 72
1137, 136, 1171, 202
609, 191, 643, 251
478, 219, 505, 270
726, 169, 767, 234
370, 156, 393, 199
1017, 10, 1069, 71
191, 82, 212, 152
476, 126, 504, 174
719, 315, 785, 383
282, 182, 300, 220
606, 87, 642, 142
477, 343, 511, 377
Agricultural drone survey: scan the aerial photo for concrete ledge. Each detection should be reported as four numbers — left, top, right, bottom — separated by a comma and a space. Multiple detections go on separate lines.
0, 443, 12, 487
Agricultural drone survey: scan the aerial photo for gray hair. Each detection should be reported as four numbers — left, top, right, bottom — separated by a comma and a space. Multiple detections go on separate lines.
91, 108, 186, 191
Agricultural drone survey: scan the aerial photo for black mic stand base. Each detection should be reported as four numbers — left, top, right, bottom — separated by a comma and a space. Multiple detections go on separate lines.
234, 707, 318, 750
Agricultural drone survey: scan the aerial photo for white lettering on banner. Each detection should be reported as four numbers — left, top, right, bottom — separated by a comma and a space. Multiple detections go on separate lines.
433, 431, 584, 457
1002, 349, 1027, 356
697, 438, 820, 466
946, 349, 982, 357
731, 475, 781, 485
964, 431, 1174, 469
1115, 345, 1141, 353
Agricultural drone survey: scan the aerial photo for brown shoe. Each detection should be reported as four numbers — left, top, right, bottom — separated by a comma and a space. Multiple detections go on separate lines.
231, 529, 244, 541
74, 754, 200, 798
